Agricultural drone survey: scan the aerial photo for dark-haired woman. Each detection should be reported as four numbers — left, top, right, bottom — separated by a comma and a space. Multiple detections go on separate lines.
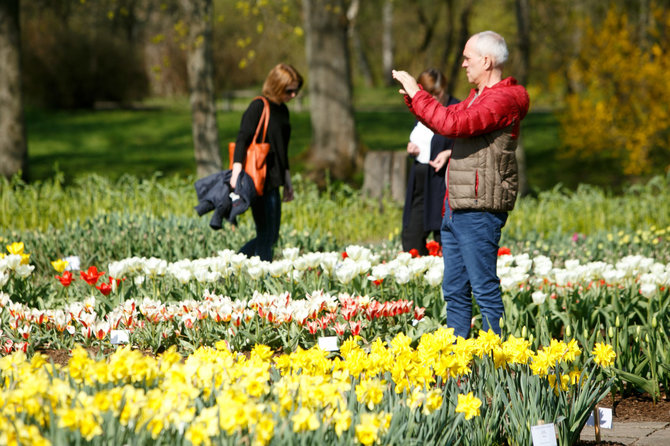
402, 68, 459, 256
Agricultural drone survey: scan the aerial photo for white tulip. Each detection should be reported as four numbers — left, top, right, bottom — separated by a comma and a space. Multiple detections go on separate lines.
531, 290, 547, 305
424, 267, 443, 287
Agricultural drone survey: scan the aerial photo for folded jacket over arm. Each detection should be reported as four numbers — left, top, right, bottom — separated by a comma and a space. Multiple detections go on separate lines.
194, 170, 256, 229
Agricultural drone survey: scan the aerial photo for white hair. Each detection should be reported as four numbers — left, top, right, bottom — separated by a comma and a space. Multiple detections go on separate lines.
473, 31, 509, 68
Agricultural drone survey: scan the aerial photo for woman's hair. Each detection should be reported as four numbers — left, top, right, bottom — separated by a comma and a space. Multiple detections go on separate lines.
262, 63, 304, 103
417, 68, 446, 100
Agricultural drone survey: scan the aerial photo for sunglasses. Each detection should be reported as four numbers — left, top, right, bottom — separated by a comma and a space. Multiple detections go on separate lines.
285, 88, 299, 95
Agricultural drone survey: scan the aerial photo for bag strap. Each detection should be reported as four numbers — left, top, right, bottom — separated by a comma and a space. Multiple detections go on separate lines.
252, 96, 270, 144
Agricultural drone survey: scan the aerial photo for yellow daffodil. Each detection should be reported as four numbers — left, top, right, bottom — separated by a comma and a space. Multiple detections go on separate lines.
355, 378, 386, 410
423, 388, 444, 415
406, 386, 425, 410
185, 406, 218, 446
250, 343, 273, 360
455, 392, 482, 420
355, 413, 381, 446
291, 407, 320, 432
592, 342, 616, 367
6, 241, 24, 255
253, 412, 274, 445
501, 335, 532, 365
564, 339, 582, 362
546, 339, 569, 365
333, 409, 352, 437
548, 373, 571, 394
474, 329, 502, 357
569, 368, 583, 385
530, 350, 551, 377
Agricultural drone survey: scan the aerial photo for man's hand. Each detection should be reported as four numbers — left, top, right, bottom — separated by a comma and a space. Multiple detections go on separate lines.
407, 142, 420, 156
429, 150, 452, 171
392, 70, 420, 98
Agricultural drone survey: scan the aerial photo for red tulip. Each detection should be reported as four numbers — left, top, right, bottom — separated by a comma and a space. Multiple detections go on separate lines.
333, 322, 347, 336
497, 246, 512, 256
56, 271, 74, 287
306, 320, 320, 335
414, 307, 426, 321
96, 282, 112, 296
81, 266, 105, 286
426, 240, 441, 256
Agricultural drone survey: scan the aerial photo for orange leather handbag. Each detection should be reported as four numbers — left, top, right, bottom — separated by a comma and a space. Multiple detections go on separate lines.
228, 96, 270, 196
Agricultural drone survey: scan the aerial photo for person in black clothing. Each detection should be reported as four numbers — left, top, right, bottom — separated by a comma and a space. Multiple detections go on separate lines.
402, 68, 459, 256
230, 63, 303, 261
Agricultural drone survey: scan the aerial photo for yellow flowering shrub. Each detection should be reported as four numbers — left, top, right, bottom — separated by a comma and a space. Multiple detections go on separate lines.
561, 5, 670, 177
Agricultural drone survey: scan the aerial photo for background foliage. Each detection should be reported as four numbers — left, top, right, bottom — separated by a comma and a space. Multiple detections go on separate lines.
560, 5, 670, 185
15, 0, 670, 188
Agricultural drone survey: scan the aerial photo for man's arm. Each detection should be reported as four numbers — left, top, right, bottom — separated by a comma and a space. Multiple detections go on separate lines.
411, 89, 522, 138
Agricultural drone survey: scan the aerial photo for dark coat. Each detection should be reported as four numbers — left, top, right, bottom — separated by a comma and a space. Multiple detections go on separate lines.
233, 97, 291, 191
194, 170, 256, 229
403, 95, 460, 232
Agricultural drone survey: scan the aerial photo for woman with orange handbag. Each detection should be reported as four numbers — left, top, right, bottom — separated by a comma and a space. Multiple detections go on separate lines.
230, 63, 303, 261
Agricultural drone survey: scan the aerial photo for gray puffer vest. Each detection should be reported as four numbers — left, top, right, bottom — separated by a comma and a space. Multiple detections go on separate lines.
447, 124, 518, 212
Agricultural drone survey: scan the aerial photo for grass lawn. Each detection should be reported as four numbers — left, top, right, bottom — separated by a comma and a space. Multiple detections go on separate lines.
24, 91, 569, 191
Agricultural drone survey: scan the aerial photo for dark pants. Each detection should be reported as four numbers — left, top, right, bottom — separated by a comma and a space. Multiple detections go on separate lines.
441, 208, 508, 338
240, 188, 281, 261
402, 163, 440, 255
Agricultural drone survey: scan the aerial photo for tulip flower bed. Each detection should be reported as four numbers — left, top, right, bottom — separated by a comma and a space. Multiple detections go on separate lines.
1, 329, 617, 445
2, 171, 670, 444
1, 236, 669, 402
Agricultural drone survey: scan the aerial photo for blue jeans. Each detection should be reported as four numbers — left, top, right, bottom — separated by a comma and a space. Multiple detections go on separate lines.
240, 188, 281, 261
440, 208, 508, 338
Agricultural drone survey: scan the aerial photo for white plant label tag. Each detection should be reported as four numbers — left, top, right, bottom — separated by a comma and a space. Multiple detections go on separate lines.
586, 408, 613, 429
531, 423, 557, 446
317, 336, 339, 351
110, 330, 129, 345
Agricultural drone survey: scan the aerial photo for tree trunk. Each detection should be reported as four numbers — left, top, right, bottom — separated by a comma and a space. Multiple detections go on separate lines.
0, 0, 27, 180
303, 0, 359, 181
515, 0, 531, 196
347, 0, 374, 87
439, 0, 456, 72
446, 0, 473, 94
180, 0, 221, 178
410, 0, 440, 62
382, 0, 394, 86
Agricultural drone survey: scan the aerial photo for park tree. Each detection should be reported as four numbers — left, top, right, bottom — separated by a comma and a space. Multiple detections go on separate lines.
302, 0, 359, 181
514, 0, 531, 196
560, 5, 670, 181
381, 0, 394, 86
347, 0, 374, 87
0, 0, 27, 180
178, 0, 222, 178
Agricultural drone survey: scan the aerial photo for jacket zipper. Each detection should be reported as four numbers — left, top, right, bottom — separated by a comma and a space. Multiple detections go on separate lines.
475, 170, 479, 200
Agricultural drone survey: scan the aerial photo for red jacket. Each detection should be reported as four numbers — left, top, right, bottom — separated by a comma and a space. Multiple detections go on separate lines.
408, 77, 529, 139
406, 77, 530, 212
